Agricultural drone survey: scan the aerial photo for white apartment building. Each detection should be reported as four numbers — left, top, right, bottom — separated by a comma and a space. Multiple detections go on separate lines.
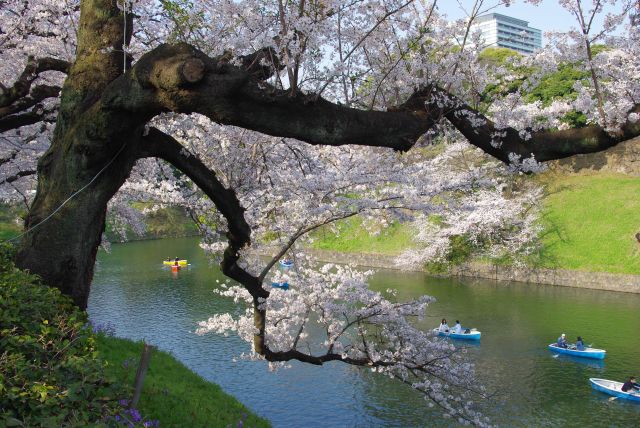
469, 13, 542, 55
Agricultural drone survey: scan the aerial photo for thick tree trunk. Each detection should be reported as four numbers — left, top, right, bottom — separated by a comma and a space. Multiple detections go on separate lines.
15, 0, 137, 309
15, 133, 137, 308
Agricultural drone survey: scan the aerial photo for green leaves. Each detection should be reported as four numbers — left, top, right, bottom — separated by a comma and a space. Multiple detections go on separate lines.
0, 245, 126, 427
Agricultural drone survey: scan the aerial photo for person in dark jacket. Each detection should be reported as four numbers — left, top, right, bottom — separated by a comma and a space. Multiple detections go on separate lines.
621, 376, 640, 393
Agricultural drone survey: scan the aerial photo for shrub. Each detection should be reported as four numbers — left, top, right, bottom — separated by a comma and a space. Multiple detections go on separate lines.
0, 245, 124, 427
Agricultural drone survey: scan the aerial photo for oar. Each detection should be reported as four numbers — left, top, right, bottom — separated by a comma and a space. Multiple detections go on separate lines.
609, 388, 640, 401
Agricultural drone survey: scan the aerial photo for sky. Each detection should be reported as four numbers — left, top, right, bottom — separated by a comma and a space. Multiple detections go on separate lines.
436, 0, 629, 42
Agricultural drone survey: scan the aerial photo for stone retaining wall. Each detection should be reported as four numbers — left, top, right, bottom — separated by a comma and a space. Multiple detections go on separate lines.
449, 262, 640, 294
549, 136, 640, 176
296, 249, 640, 294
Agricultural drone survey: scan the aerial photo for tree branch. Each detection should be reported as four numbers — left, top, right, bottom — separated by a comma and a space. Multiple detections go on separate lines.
418, 86, 640, 163
0, 169, 37, 185
0, 85, 61, 119
105, 43, 640, 170
138, 127, 268, 299
0, 111, 52, 133
120, 43, 435, 152
0, 57, 69, 108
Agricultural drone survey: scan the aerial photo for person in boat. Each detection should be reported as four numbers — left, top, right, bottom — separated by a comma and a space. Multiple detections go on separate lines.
556, 333, 568, 348
438, 318, 449, 333
452, 320, 462, 334
174, 256, 180, 266
574, 336, 585, 351
621, 376, 640, 393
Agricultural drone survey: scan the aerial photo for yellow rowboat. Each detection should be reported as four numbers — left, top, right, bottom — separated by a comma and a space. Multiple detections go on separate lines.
163, 260, 188, 266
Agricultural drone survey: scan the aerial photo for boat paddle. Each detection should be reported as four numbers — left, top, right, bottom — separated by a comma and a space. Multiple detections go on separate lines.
608, 389, 640, 401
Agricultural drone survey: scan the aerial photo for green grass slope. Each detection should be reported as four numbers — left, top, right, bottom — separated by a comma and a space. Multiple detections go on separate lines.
536, 173, 640, 274
96, 335, 271, 428
310, 216, 415, 255
310, 173, 640, 275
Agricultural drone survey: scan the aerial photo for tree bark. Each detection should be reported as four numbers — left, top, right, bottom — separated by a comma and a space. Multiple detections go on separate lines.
15, 0, 138, 309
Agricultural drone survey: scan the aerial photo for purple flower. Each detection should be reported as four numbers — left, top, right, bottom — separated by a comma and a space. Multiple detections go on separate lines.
114, 415, 121, 422
118, 399, 129, 407
88, 320, 116, 336
128, 408, 142, 422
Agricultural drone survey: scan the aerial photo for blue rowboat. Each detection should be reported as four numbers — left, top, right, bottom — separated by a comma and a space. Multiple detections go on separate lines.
548, 343, 606, 359
590, 378, 640, 402
271, 281, 289, 290
279, 260, 293, 268
433, 328, 481, 340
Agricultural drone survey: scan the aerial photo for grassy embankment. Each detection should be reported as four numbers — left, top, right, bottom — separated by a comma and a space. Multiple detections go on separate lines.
535, 172, 640, 274
1, 170, 636, 275
310, 216, 416, 255
105, 203, 198, 242
310, 173, 640, 275
0, 203, 197, 243
97, 335, 271, 428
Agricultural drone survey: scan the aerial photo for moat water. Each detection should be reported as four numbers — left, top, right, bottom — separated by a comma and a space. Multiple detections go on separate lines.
88, 237, 640, 427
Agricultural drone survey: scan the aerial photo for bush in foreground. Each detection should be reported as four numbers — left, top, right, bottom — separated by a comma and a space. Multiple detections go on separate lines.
0, 245, 124, 426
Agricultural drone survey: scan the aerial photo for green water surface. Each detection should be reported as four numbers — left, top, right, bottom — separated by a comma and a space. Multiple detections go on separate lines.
88, 237, 640, 427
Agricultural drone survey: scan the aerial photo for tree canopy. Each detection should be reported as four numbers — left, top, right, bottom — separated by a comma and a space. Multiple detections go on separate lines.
0, 0, 638, 425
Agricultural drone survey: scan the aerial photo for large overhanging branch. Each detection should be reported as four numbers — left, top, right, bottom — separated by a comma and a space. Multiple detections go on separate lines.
109, 43, 436, 152
107, 43, 640, 166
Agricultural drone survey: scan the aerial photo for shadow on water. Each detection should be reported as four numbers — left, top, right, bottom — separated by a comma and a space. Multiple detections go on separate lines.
89, 238, 640, 427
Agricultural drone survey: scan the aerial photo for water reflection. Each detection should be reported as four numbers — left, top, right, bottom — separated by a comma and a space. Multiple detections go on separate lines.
551, 353, 606, 370
89, 238, 640, 427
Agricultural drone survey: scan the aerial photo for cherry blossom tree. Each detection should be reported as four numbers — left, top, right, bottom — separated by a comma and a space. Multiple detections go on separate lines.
1, 0, 639, 423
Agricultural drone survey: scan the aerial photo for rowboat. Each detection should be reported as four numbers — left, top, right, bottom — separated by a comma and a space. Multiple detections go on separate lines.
163, 260, 188, 266
432, 328, 481, 340
548, 343, 606, 359
589, 378, 640, 402
279, 260, 293, 268
271, 281, 289, 290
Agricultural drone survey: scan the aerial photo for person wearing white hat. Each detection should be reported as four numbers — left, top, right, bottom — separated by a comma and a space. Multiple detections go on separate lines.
556, 333, 568, 348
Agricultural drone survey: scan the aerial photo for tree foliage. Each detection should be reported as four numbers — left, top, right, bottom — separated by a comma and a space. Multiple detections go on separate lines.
0, 246, 121, 427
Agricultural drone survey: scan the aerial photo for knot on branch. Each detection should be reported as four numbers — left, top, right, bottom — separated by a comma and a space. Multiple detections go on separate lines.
153, 57, 205, 89
134, 44, 207, 90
